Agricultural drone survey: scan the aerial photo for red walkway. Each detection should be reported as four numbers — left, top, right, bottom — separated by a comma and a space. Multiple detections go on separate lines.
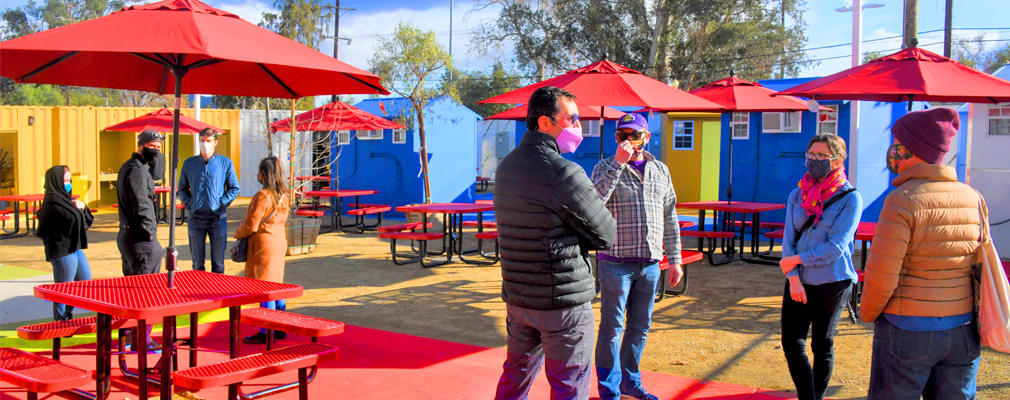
0, 321, 795, 399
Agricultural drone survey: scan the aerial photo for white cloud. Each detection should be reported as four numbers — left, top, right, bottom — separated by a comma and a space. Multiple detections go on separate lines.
214, 0, 273, 27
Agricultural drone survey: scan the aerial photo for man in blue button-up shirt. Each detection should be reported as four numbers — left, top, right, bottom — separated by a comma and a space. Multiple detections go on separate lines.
177, 128, 241, 274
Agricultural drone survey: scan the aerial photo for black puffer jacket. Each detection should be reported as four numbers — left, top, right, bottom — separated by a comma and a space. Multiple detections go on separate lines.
117, 153, 158, 243
494, 130, 616, 311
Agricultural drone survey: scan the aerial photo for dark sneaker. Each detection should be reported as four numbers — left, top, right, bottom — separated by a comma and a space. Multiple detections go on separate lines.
274, 331, 287, 340
621, 388, 659, 400
243, 332, 268, 345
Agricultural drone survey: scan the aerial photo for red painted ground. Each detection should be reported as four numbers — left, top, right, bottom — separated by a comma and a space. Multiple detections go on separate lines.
0, 321, 796, 399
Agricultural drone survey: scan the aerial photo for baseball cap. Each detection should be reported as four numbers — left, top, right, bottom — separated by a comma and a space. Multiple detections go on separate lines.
616, 113, 648, 132
138, 129, 165, 146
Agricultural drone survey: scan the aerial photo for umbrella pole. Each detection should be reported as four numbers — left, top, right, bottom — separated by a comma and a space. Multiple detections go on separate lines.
166, 69, 185, 289
599, 107, 605, 160
290, 99, 297, 203
727, 127, 733, 205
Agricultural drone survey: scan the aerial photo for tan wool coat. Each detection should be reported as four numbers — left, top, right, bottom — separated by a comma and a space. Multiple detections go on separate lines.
235, 190, 289, 283
860, 164, 982, 323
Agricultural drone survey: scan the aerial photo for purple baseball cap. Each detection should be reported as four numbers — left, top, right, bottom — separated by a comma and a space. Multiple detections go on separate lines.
616, 113, 648, 132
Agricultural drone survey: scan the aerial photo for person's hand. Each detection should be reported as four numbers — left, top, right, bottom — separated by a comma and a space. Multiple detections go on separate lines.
779, 255, 802, 276
615, 141, 635, 164
788, 276, 807, 304
74, 200, 86, 210
669, 264, 684, 286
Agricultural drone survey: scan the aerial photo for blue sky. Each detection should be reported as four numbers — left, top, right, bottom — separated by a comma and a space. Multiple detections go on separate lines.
5, 0, 1009, 89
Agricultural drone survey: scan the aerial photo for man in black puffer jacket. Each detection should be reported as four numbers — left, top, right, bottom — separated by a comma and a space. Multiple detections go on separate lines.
494, 86, 617, 400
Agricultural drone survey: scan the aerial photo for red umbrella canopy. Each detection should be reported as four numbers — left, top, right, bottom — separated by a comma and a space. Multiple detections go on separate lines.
687, 76, 825, 112
103, 108, 224, 133
777, 47, 1010, 103
0, 0, 389, 98
270, 101, 405, 132
485, 103, 625, 120
478, 57, 725, 111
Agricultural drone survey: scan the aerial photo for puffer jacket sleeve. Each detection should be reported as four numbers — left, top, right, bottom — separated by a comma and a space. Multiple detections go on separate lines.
860, 191, 914, 323
555, 162, 616, 251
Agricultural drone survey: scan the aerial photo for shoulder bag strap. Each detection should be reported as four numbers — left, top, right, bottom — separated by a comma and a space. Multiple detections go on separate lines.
795, 188, 857, 243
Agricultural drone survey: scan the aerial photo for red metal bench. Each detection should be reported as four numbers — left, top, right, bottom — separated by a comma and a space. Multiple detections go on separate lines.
681, 230, 736, 266
345, 205, 391, 233
379, 232, 447, 268
656, 250, 705, 301
471, 230, 500, 263
346, 203, 386, 209
241, 308, 345, 350
0, 347, 93, 400
476, 176, 491, 191
462, 220, 497, 229
295, 210, 326, 218
376, 222, 433, 233
17, 316, 138, 361
173, 343, 338, 400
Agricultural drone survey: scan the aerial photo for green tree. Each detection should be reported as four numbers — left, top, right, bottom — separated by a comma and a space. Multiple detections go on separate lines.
986, 43, 1010, 73
862, 50, 885, 64
470, 0, 568, 81
261, 0, 331, 50
369, 22, 455, 203
440, 63, 524, 118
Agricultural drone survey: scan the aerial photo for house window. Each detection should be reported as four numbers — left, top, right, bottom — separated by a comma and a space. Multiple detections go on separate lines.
358, 129, 383, 140
817, 105, 839, 135
731, 112, 749, 139
988, 103, 1010, 135
581, 119, 601, 137
392, 128, 406, 144
672, 121, 694, 150
763, 111, 802, 133
336, 130, 350, 145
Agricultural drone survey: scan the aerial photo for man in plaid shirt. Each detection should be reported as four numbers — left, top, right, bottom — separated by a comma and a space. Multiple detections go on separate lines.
591, 113, 682, 400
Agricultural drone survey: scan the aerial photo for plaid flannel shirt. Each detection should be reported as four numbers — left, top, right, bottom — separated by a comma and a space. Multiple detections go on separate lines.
591, 152, 682, 264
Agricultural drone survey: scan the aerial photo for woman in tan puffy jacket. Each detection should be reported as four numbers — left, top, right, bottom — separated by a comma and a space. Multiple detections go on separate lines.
862, 108, 986, 400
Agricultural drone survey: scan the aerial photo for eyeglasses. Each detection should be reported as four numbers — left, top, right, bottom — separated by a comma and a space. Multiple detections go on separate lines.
551, 113, 580, 126
805, 152, 836, 161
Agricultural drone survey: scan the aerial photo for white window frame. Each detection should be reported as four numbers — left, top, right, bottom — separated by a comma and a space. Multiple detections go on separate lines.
731, 112, 749, 140
358, 129, 383, 140
671, 121, 694, 150
392, 128, 407, 144
763, 111, 803, 133
580, 119, 601, 137
817, 105, 839, 135
336, 130, 351, 145
988, 103, 1010, 136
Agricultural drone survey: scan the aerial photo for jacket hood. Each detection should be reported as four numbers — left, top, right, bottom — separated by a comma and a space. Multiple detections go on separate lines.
892, 164, 958, 187
44, 165, 72, 199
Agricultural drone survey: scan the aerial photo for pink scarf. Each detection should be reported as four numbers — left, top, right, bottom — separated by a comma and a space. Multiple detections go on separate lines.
798, 168, 847, 225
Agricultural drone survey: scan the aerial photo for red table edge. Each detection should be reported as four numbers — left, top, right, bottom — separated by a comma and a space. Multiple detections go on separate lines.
394, 203, 495, 213
676, 201, 786, 213
303, 190, 378, 197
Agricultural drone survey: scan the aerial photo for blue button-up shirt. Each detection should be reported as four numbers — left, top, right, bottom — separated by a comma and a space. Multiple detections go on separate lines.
782, 182, 862, 286
177, 154, 241, 219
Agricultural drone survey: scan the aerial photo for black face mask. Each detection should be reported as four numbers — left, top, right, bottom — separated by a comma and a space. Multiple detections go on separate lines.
141, 147, 160, 164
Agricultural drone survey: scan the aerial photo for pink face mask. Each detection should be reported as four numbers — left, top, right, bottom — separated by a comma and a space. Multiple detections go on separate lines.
555, 126, 584, 153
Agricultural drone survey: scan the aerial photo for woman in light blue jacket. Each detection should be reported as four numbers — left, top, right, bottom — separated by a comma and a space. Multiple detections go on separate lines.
779, 134, 862, 400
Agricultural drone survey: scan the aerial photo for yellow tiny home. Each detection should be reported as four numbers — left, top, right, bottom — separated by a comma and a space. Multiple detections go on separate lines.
0, 106, 240, 208
660, 112, 722, 203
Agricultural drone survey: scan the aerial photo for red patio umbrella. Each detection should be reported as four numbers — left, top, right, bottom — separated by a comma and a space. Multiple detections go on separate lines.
103, 107, 224, 134
485, 104, 624, 120
479, 55, 724, 159
0, 0, 389, 293
270, 101, 405, 132
777, 47, 1010, 107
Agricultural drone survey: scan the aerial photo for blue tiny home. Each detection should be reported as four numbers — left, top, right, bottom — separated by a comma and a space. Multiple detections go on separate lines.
720, 77, 934, 223
334, 97, 481, 218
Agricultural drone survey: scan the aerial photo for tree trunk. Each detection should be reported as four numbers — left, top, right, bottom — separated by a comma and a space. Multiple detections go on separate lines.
289, 98, 297, 204
265, 98, 274, 156
646, 0, 668, 79
416, 103, 432, 203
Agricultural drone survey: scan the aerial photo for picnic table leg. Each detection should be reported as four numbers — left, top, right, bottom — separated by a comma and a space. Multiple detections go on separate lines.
138, 319, 148, 400
190, 312, 198, 367
160, 315, 176, 399
0, 200, 25, 238
696, 210, 706, 254
96, 313, 112, 400
740, 212, 779, 265
228, 306, 240, 400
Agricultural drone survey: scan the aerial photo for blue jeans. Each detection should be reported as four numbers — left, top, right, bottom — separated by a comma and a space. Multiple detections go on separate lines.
188, 215, 228, 274
868, 318, 980, 400
50, 250, 91, 321
594, 260, 660, 400
259, 299, 287, 334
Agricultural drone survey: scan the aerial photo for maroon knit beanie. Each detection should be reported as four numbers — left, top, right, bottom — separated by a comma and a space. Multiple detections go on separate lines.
891, 108, 959, 165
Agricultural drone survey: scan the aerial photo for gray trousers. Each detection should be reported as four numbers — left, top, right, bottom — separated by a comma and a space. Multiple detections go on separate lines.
118, 231, 164, 277
495, 302, 595, 400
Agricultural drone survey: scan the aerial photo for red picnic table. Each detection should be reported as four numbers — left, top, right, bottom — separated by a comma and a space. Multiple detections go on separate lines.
303, 189, 379, 233
1, 194, 80, 239
395, 203, 496, 266
32, 270, 302, 400
152, 185, 186, 225
677, 201, 786, 265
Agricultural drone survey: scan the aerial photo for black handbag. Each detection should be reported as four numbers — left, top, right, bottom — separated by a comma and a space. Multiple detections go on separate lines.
231, 208, 277, 263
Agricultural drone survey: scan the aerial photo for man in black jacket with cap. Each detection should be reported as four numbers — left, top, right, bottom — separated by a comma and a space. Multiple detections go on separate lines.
117, 129, 165, 277
493, 86, 617, 400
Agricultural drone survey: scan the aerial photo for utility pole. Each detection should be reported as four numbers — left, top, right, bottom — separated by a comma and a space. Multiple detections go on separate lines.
331, 0, 341, 104
903, 0, 919, 48
448, 0, 453, 80
944, 0, 953, 57
780, 0, 785, 78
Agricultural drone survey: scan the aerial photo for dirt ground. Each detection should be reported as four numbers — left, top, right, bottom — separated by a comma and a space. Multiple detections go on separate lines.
2, 197, 1007, 400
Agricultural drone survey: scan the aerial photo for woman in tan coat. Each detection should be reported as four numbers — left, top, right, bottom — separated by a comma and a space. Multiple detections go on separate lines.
238, 156, 290, 344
